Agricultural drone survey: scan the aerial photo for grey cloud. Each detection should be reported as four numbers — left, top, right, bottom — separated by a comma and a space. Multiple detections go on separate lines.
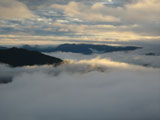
0, 57, 160, 120
19, 0, 139, 7
48, 0, 160, 37
0, 54, 153, 84
46, 43, 160, 68
112, 0, 139, 6
0, 0, 159, 44
0, 58, 113, 81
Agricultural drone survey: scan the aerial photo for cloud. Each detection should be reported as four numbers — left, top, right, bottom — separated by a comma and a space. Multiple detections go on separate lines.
124, 0, 160, 22
51, 0, 160, 24
52, 1, 120, 22
105, 0, 160, 35
0, 57, 144, 80
0, 56, 160, 120
51, 0, 160, 36
47, 46, 160, 69
19, 0, 140, 7
0, 0, 159, 44
0, 0, 35, 19
51, 22, 160, 41
2, 51, 158, 84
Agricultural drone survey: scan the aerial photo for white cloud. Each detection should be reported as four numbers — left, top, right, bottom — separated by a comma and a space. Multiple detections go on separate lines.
0, 0, 35, 19
0, 56, 160, 120
124, 0, 160, 23
51, 0, 160, 37
46, 46, 160, 68
0, 57, 146, 80
52, 1, 120, 22
0, 0, 159, 44
51, 0, 160, 24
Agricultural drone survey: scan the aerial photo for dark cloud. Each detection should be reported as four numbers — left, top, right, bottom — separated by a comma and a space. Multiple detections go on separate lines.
112, 0, 139, 6
19, 0, 139, 6
17, 0, 140, 11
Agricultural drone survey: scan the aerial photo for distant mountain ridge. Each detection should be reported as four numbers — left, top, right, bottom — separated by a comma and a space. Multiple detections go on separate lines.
51, 44, 141, 54
0, 44, 140, 55
0, 47, 63, 67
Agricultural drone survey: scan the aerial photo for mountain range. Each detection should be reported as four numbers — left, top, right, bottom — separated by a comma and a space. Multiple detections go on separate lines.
0, 47, 63, 67
0, 43, 141, 54
0, 43, 141, 67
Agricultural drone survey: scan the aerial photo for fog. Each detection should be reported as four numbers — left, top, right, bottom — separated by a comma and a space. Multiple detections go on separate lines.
0, 55, 160, 120
46, 45, 160, 68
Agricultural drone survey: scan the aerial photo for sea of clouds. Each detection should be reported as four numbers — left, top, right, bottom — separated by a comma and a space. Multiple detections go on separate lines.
0, 53, 160, 120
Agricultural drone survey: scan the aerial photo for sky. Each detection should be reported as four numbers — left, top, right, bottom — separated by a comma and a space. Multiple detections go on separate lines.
0, 1, 160, 119
0, 0, 160, 45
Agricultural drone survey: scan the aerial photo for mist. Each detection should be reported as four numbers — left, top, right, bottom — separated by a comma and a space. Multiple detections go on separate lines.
0, 55, 160, 120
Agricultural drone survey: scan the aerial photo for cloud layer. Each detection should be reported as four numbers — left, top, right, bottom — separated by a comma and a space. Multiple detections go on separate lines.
0, 56, 160, 120
0, 0, 35, 19
0, 0, 160, 45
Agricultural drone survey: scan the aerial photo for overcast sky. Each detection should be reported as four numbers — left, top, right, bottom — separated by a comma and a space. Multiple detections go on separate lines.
0, 0, 160, 45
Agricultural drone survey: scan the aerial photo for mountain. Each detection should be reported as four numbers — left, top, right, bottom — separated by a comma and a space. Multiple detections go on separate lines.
145, 53, 157, 56
21, 45, 55, 52
0, 47, 63, 67
0, 77, 12, 84
52, 44, 140, 54
0, 46, 7, 50
20, 44, 141, 54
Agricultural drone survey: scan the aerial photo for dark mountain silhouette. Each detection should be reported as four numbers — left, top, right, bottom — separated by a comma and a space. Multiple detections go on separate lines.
145, 53, 156, 56
52, 44, 140, 54
0, 44, 141, 55
0, 47, 63, 67
0, 46, 7, 50
0, 77, 12, 84
18, 44, 141, 54
21, 45, 54, 52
